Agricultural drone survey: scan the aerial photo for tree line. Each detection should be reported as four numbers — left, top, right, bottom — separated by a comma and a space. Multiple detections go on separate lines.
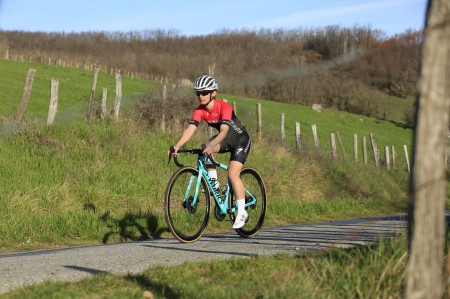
0, 26, 421, 119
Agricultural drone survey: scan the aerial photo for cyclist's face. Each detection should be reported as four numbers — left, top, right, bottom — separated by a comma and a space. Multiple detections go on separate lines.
197, 91, 216, 105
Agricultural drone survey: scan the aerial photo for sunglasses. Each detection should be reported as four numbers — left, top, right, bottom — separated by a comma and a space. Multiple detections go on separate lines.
195, 91, 211, 97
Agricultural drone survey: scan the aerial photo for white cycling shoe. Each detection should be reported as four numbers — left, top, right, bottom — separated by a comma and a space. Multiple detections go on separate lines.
232, 211, 248, 229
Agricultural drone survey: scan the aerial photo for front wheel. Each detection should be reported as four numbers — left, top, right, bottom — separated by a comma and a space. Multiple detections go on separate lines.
164, 167, 210, 243
230, 168, 267, 238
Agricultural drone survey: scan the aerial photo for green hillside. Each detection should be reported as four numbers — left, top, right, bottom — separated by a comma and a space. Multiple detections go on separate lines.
1, 59, 413, 166
0, 59, 415, 253
0, 59, 152, 124
222, 94, 412, 166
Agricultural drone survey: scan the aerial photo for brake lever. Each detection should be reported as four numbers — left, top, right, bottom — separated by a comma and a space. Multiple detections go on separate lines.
168, 146, 175, 165
201, 144, 220, 166
201, 144, 210, 160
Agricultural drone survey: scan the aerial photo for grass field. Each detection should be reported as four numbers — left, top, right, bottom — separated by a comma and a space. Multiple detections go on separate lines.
0, 60, 152, 125
0, 59, 415, 250
1, 59, 439, 297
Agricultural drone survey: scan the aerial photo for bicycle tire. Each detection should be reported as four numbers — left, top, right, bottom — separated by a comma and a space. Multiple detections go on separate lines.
164, 167, 210, 243
230, 168, 267, 237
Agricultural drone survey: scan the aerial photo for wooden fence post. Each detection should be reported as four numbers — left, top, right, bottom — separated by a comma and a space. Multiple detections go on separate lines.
385, 146, 391, 169
114, 73, 122, 119
311, 124, 320, 152
47, 78, 59, 125
85, 68, 98, 123
13, 68, 36, 123
161, 85, 167, 132
363, 136, 368, 165
101, 88, 108, 119
295, 122, 301, 152
406, 0, 450, 295
281, 113, 286, 145
172, 84, 176, 101
369, 133, 379, 167
392, 145, 397, 169
336, 131, 347, 159
256, 104, 262, 139
404, 145, 411, 173
353, 134, 358, 162
331, 133, 337, 159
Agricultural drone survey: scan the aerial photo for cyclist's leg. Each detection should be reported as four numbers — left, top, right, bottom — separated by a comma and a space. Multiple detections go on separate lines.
229, 160, 248, 228
205, 135, 222, 190
229, 160, 245, 199
229, 135, 251, 228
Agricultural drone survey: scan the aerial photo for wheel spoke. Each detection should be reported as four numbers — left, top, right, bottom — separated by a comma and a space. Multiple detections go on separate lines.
164, 167, 210, 243
231, 168, 266, 237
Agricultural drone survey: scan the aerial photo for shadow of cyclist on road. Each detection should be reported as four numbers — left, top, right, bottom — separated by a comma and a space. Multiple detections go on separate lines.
99, 209, 169, 244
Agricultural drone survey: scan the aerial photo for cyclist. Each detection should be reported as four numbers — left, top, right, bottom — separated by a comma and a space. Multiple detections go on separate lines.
169, 75, 251, 229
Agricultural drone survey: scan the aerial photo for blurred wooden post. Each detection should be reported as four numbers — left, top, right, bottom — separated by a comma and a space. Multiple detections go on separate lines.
281, 113, 286, 145
385, 146, 390, 169
13, 68, 36, 123
406, 0, 450, 297
47, 78, 59, 125
353, 134, 358, 162
392, 145, 397, 168
331, 133, 337, 159
295, 122, 301, 152
369, 133, 379, 167
311, 124, 320, 152
114, 73, 122, 119
161, 85, 167, 132
363, 136, 368, 164
101, 88, 108, 119
336, 131, 347, 159
404, 145, 411, 173
172, 84, 176, 100
85, 68, 98, 123
256, 104, 262, 139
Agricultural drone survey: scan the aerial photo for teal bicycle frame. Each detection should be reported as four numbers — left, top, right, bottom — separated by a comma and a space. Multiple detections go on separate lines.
175, 148, 257, 218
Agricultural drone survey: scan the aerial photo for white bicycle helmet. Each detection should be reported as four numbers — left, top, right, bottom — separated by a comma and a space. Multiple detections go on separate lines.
193, 75, 218, 91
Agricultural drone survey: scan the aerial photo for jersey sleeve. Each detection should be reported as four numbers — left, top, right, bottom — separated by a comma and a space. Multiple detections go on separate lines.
189, 108, 203, 126
220, 101, 233, 126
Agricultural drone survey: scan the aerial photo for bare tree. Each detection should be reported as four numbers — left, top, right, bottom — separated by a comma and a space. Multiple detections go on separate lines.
406, 0, 450, 298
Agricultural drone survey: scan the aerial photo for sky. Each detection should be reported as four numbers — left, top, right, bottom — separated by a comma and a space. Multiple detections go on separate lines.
0, 0, 428, 37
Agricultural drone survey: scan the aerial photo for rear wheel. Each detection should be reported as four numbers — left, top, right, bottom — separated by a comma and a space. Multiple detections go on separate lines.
230, 168, 266, 237
164, 167, 210, 243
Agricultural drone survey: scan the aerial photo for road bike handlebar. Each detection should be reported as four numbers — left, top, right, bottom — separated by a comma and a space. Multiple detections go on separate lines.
168, 144, 220, 168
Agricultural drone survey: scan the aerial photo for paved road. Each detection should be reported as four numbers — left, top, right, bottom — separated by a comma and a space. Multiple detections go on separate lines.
0, 215, 407, 294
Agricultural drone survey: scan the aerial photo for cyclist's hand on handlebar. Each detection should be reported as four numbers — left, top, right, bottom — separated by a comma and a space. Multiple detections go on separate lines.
168, 146, 179, 157
202, 144, 214, 156
167, 146, 178, 165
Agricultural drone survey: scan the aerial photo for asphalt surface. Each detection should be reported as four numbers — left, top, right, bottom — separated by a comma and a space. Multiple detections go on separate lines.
0, 215, 408, 294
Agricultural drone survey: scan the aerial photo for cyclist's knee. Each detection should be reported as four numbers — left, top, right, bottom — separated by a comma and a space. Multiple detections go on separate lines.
228, 170, 241, 183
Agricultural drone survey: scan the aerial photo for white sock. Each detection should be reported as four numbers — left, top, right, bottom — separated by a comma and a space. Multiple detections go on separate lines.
208, 169, 219, 189
237, 199, 246, 214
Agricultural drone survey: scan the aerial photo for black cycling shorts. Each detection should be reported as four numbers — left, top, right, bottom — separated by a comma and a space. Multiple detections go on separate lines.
210, 132, 251, 164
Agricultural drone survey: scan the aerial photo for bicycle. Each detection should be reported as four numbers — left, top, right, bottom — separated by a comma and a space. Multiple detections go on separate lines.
164, 145, 267, 243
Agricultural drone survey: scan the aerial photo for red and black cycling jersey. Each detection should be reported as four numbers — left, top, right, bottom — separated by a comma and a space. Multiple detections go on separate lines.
189, 100, 247, 136
189, 100, 251, 164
